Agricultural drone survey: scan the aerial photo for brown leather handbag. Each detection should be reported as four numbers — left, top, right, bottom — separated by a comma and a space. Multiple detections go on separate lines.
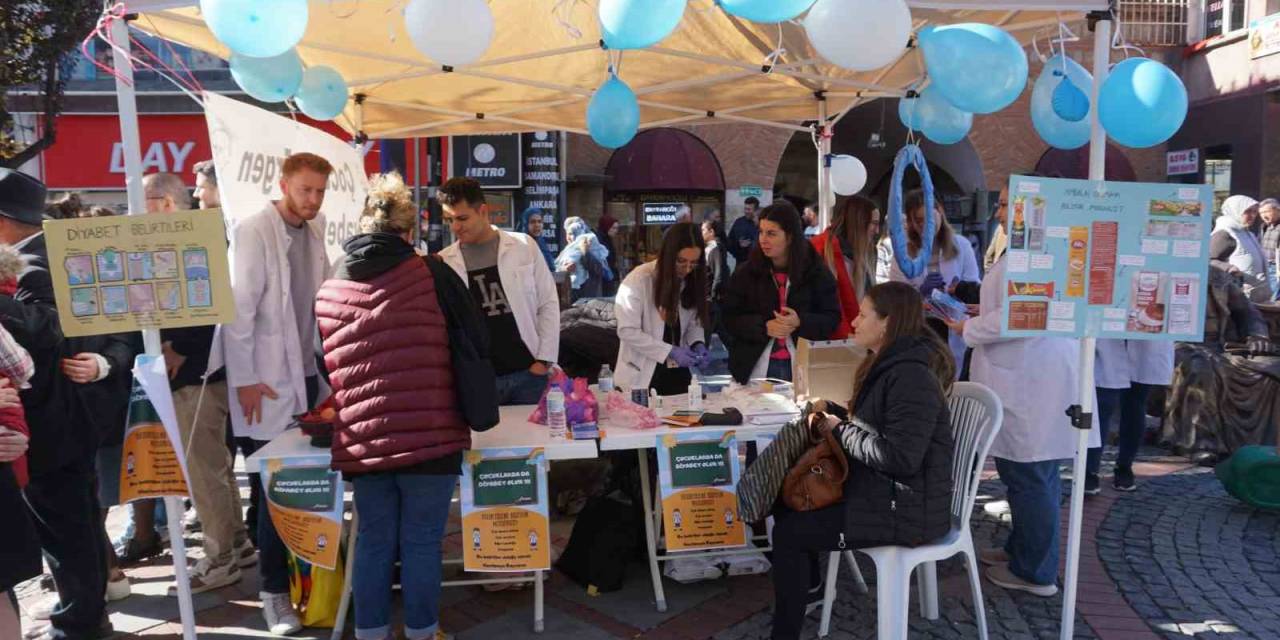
782, 414, 849, 511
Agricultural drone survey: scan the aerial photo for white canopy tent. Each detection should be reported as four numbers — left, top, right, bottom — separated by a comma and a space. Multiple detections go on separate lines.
108, 2, 1115, 639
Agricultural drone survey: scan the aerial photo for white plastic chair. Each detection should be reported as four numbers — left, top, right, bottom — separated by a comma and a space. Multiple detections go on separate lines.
817, 382, 1003, 640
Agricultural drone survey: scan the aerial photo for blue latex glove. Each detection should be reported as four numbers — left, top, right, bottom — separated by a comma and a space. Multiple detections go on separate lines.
669, 346, 699, 369
918, 272, 946, 298
691, 342, 710, 365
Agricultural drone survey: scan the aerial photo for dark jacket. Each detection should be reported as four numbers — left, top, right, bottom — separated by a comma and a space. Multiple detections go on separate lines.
838, 336, 953, 547
720, 245, 841, 384
161, 325, 225, 390
727, 216, 757, 264
68, 331, 143, 447
0, 234, 89, 475
315, 233, 471, 474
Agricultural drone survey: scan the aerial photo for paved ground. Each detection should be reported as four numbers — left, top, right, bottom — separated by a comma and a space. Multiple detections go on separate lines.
14, 446, 1259, 639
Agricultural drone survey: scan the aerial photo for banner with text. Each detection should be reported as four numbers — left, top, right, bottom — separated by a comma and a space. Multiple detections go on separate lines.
657, 432, 746, 552
261, 455, 344, 570
43, 209, 234, 337
460, 448, 550, 572
517, 131, 562, 253
1000, 175, 1212, 340
204, 93, 369, 265
120, 355, 189, 503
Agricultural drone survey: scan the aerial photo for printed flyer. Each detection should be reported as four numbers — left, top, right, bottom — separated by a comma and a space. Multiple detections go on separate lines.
261, 455, 344, 570
119, 355, 188, 503
1001, 176, 1212, 340
657, 431, 746, 552
44, 209, 234, 337
460, 448, 550, 572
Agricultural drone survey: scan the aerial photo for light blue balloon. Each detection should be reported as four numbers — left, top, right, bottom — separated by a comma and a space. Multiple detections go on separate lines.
718, 0, 815, 23
230, 51, 303, 103
1031, 54, 1092, 150
599, 0, 687, 50
1098, 57, 1187, 148
295, 66, 348, 121
1052, 74, 1090, 122
918, 23, 1028, 114
587, 75, 640, 149
199, 0, 308, 58
898, 86, 972, 145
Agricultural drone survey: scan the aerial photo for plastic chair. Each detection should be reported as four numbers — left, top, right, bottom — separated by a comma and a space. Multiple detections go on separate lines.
818, 381, 1003, 640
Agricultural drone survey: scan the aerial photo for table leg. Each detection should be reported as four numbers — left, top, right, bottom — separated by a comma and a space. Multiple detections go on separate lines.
637, 449, 668, 612
331, 506, 358, 640
534, 569, 545, 633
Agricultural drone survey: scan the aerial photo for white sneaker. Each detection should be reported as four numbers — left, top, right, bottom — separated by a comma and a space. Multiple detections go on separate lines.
985, 563, 1058, 597
183, 508, 201, 532
235, 536, 259, 568
170, 556, 241, 596
106, 574, 132, 601
260, 591, 302, 636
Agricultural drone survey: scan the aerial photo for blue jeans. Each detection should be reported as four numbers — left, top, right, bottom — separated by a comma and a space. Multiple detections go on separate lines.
352, 473, 456, 640
1086, 384, 1152, 477
995, 457, 1063, 586
496, 369, 547, 406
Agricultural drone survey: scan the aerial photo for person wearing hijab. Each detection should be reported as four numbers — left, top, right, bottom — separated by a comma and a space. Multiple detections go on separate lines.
556, 217, 614, 301
1210, 195, 1274, 303
596, 213, 621, 296
518, 207, 556, 271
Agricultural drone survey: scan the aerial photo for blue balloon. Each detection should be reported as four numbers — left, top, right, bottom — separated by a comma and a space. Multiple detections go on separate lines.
295, 66, 348, 121
898, 86, 972, 145
599, 0, 687, 50
199, 0, 308, 58
718, 0, 815, 23
1098, 57, 1187, 148
230, 51, 303, 103
918, 23, 1028, 114
587, 75, 640, 149
1031, 55, 1092, 150
1052, 74, 1090, 122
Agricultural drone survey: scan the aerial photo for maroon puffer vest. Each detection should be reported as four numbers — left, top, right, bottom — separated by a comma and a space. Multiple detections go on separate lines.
315, 257, 469, 473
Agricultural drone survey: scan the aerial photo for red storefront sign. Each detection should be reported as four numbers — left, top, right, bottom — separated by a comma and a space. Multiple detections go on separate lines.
39, 113, 380, 190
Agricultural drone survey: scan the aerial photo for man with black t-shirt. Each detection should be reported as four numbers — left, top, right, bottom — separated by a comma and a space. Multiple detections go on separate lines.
438, 178, 560, 405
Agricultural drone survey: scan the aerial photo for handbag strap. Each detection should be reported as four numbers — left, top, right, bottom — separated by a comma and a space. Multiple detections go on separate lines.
822, 426, 850, 483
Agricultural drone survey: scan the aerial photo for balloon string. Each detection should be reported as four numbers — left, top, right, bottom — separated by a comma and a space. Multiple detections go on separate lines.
81, 2, 203, 105
762, 24, 787, 73
552, 0, 586, 40
1110, 12, 1147, 60
385, 0, 409, 42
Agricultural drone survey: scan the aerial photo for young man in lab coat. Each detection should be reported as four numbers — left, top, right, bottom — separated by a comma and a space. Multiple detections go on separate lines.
224, 152, 333, 636
1086, 340, 1173, 493
437, 177, 560, 405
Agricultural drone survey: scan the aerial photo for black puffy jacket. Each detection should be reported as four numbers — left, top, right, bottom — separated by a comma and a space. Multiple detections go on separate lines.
838, 336, 953, 547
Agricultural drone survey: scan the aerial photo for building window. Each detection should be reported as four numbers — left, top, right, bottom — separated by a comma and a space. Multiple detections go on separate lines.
1203, 146, 1232, 212
1118, 0, 1190, 46
1203, 0, 1248, 39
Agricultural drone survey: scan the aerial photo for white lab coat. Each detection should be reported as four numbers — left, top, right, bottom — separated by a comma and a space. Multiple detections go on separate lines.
880, 234, 982, 376
221, 203, 329, 441
438, 227, 560, 364
612, 261, 705, 391
963, 257, 1099, 463
1094, 339, 1175, 390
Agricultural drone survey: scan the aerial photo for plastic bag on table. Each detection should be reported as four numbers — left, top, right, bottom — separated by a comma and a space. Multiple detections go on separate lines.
528, 371, 599, 427
602, 390, 660, 429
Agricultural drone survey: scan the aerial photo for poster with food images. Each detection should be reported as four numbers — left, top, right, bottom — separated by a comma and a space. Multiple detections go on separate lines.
460, 447, 550, 572
1001, 176, 1212, 340
657, 431, 747, 552
260, 454, 344, 570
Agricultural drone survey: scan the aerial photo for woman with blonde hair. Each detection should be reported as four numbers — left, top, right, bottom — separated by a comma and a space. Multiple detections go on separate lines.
810, 195, 881, 340
315, 173, 487, 640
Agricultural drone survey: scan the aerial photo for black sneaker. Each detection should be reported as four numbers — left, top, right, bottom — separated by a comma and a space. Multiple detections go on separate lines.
1083, 474, 1101, 496
1114, 468, 1137, 492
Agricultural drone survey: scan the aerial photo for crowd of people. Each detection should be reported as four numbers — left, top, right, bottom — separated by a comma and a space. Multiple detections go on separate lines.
0, 153, 1276, 640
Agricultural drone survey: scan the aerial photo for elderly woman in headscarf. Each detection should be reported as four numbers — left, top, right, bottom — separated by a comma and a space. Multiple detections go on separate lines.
1210, 195, 1274, 303
519, 207, 556, 271
556, 216, 614, 301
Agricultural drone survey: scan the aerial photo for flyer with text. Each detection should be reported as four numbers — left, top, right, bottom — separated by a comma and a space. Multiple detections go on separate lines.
119, 355, 188, 503
44, 209, 234, 337
261, 455, 344, 570
657, 431, 746, 552
1001, 176, 1212, 340
461, 448, 550, 572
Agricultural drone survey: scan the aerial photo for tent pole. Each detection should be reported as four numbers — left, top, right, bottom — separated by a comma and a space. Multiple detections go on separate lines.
1060, 14, 1111, 640
109, 15, 198, 640
817, 97, 831, 229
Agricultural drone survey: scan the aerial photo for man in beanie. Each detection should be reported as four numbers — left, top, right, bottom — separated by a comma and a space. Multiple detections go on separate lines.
0, 169, 111, 639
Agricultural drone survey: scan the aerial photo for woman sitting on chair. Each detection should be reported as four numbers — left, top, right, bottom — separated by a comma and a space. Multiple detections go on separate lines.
770, 282, 955, 640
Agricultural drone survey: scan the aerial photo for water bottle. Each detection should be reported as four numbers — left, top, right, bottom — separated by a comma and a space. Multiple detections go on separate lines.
547, 388, 567, 440
598, 364, 614, 394
688, 376, 703, 411
705, 334, 730, 376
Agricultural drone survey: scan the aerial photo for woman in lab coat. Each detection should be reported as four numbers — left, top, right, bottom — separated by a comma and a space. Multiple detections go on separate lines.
1086, 339, 1173, 493
943, 185, 1098, 598
613, 222, 709, 395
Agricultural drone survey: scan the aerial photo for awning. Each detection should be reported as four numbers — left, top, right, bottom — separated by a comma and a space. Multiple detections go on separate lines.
605, 128, 725, 193
129, 0, 1111, 139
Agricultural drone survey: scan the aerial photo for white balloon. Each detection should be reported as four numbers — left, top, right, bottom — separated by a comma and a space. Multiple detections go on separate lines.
804, 0, 911, 71
404, 0, 494, 67
829, 155, 867, 196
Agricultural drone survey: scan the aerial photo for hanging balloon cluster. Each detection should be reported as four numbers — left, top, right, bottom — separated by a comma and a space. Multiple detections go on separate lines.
202, 0, 349, 120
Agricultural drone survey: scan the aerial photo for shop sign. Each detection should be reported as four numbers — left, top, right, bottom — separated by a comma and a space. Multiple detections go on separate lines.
517, 131, 561, 252
451, 134, 522, 189
1250, 13, 1280, 59
642, 202, 684, 225
738, 185, 763, 197
1166, 149, 1200, 176
656, 432, 746, 552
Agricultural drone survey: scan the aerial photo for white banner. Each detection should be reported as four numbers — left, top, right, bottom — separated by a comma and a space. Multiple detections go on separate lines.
203, 93, 369, 264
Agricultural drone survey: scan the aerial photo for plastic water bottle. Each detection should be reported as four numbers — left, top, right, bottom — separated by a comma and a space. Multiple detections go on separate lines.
688, 376, 703, 411
547, 388, 567, 440
598, 365, 614, 394
704, 334, 730, 376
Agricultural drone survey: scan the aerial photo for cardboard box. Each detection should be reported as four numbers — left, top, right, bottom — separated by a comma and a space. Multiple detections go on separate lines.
793, 338, 868, 408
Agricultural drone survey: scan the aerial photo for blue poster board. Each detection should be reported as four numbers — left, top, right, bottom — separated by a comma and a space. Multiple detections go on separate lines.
1000, 175, 1212, 340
